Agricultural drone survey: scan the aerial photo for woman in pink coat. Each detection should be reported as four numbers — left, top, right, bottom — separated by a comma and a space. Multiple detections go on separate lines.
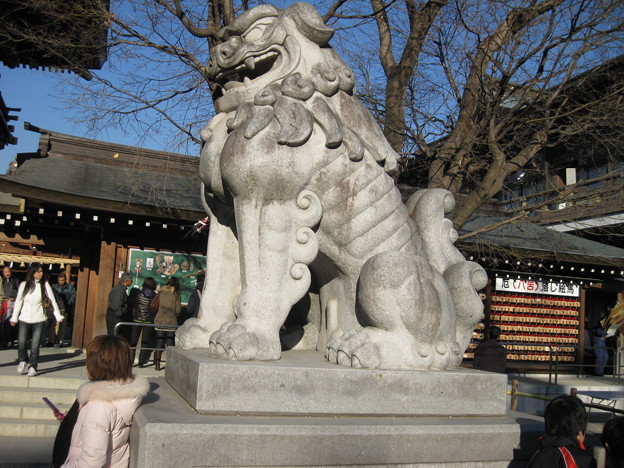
61, 335, 150, 468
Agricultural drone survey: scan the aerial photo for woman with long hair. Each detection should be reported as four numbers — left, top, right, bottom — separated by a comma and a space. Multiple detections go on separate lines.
153, 276, 181, 371
60, 335, 149, 468
127, 277, 158, 367
10, 262, 63, 377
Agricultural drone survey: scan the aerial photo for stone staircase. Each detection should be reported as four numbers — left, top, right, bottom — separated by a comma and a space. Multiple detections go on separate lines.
0, 374, 82, 438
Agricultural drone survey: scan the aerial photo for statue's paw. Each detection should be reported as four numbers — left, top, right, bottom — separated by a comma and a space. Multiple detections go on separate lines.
327, 328, 436, 370
326, 330, 382, 369
175, 319, 213, 350
209, 321, 281, 361
430, 341, 462, 370
348, 342, 382, 369
325, 330, 351, 362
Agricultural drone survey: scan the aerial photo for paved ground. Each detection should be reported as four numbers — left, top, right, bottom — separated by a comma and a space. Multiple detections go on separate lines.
0, 344, 164, 380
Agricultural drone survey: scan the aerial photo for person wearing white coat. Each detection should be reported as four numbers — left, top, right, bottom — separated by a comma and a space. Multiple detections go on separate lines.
10, 262, 63, 376
61, 335, 150, 468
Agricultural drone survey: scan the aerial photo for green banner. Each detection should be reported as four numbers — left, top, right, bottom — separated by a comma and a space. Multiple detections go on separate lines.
127, 249, 206, 304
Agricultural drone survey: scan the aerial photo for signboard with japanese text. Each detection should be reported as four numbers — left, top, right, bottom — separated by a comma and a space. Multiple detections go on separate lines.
127, 249, 206, 304
495, 278, 580, 297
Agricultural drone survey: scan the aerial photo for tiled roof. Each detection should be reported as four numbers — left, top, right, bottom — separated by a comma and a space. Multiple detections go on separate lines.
0, 155, 204, 216
460, 214, 624, 263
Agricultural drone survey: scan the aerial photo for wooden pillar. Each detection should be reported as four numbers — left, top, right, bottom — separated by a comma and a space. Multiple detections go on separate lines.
72, 266, 90, 349
510, 380, 519, 411
71, 234, 121, 348
72, 229, 100, 349
115, 245, 129, 280
91, 240, 118, 338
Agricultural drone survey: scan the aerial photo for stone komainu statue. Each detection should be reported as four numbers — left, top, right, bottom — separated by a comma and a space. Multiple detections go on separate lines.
176, 2, 487, 370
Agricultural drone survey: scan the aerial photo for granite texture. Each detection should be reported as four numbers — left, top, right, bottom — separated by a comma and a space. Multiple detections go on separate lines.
166, 348, 508, 417
130, 375, 543, 468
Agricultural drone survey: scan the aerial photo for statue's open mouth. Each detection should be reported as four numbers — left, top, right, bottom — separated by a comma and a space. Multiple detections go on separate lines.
212, 50, 281, 100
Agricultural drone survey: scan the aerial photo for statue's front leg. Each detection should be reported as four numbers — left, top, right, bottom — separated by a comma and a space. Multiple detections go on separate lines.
209, 192, 321, 361
176, 200, 240, 350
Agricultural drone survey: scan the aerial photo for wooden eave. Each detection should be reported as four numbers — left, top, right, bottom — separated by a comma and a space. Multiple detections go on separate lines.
459, 242, 624, 269
0, 178, 204, 222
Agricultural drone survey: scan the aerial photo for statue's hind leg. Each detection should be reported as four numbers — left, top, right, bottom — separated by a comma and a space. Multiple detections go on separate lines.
327, 252, 440, 369
327, 251, 464, 370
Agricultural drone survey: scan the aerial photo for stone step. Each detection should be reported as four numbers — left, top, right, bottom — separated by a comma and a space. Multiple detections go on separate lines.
0, 387, 77, 406
0, 375, 81, 439
1, 375, 83, 391
0, 418, 60, 438
0, 402, 72, 421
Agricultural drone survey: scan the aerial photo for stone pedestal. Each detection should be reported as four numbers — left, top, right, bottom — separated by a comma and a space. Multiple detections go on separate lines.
129, 349, 543, 467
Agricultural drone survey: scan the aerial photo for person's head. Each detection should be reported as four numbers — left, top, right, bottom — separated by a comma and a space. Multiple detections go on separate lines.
2, 266, 11, 279
601, 416, 624, 466
544, 395, 587, 442
21, 263, 45, 297
58, 272, 67, 285
142, 277, 157, 291
120, 272, 133, 287
166, 276, 180, 294
26, 262, 44, 282
488, 326, 501, 341
20, 263, 46, 297
86, 335, 133, 382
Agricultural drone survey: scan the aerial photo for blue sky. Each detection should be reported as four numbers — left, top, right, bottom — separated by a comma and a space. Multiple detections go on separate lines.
0, 64, 168, 174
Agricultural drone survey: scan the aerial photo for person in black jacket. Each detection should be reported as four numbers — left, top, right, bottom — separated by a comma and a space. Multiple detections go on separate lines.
50, 400, 80, 468
601, 416, 624, 468
473, 326, 506, 373
106, 273, 133, 337
128, 277, 158, 367
1, 266, 19, 299
528, 395, 596, 468
1, 266, 19, 347
187, 274, 204, 319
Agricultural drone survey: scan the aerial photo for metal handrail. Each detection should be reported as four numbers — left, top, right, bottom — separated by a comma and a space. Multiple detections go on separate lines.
113, 321, 179, 352
508, 380, 624, 416
550, 344, 619, 385
473, 340, 621, 385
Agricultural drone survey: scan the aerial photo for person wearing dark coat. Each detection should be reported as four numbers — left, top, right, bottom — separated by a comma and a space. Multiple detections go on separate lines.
2, 266, 19, 299
528, 395, 596, 468
602, 416, 624, 468
187, 274, 204, 319
106, 273, 133, 337
473, 326, 507, 373
51, 400, 80, 468
1, 266, 19, 347
128, 277, 158, 367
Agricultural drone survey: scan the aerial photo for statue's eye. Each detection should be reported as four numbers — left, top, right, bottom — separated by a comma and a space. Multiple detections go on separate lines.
243, 25, 265, 43
242, 19, 273, 43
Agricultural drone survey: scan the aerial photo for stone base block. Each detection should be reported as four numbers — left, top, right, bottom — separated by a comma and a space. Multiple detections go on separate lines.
130, 379, 544, 468
165, 348, 508, 416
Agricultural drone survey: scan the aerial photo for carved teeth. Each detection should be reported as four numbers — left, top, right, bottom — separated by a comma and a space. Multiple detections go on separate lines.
244, 56, 256, 71
216, 50, 280, 91
224, 81, 245, 91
